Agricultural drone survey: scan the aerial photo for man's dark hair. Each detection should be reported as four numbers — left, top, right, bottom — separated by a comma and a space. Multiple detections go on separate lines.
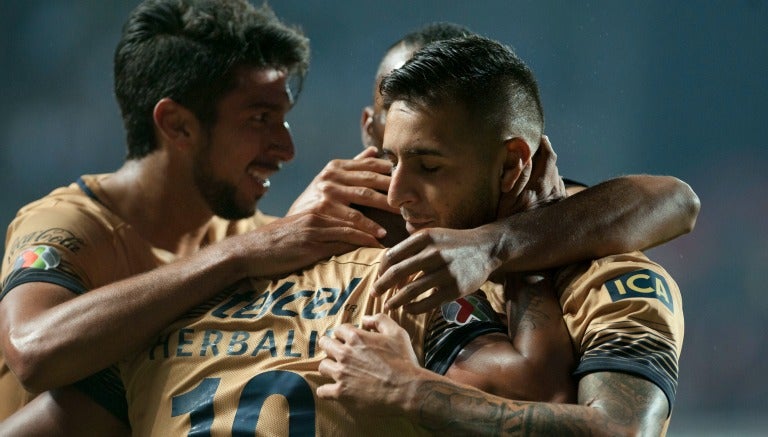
390, 22, 474, 52
381, 35, 544, 145
375, 22, 474, 83
114, 0, 310, 159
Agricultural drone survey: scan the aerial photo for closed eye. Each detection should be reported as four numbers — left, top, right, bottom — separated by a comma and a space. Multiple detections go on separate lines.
419, 158, 442, 172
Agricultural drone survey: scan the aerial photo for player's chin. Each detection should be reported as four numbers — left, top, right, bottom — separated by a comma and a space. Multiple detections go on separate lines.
405, 220, 435, 234
215, 198, 259, 221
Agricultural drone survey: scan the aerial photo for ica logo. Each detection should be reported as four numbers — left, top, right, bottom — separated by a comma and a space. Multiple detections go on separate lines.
604, 269, 673, 312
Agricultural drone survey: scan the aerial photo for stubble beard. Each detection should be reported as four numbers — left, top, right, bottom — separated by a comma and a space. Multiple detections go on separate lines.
192, 143, 256, 221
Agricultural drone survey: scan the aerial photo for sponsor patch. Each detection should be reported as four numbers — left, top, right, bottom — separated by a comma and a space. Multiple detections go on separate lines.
12, 246, 62, 271
604, 269, 673, 312
441, 293, 494, 325
9, 228, 84, 254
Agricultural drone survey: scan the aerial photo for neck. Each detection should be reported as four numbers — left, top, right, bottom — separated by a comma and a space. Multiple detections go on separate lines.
100, 152, 214, 255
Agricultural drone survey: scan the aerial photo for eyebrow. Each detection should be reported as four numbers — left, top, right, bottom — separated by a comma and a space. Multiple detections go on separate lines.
381, 146, 444, 159
246, 101, 288, 112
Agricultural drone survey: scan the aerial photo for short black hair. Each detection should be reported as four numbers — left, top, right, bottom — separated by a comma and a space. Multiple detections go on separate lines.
381, 35, 544, 145
114, 0, 309, 159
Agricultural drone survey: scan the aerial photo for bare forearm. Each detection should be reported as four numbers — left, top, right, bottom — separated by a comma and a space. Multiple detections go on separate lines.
0, 388, 129, 437
405, 377, 645, 437
491, 174, 700, 272
4, 239, 247, 391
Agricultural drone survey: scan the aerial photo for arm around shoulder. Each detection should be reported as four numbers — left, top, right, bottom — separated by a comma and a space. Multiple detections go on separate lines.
608, 174, 700, 245
490, 174, 700, 273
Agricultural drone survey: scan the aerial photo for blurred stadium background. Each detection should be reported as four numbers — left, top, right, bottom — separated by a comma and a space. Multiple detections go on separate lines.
1, 1, 766, 434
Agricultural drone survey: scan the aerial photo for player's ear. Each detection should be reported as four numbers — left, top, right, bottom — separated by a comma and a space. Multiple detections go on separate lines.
500, 137, 533, 193
153, 97, 200, 150
361, 106, 376, 148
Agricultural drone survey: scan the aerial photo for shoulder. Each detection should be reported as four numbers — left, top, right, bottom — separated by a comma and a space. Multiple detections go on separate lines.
5, 177, 122, 258
216, 209, 279, 239
2, 175, 130, 287
556, 251, 683, 347
297, 248, 386, 281
557, 251, 678, 298
324, 247, 386, 267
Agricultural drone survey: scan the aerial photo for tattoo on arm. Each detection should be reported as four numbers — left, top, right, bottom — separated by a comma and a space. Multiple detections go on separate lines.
417, 380, 522, 436
415, 381, 593, 436
506, 278, 554, 335
579, 371, 668, 432
413, 372, 666, 436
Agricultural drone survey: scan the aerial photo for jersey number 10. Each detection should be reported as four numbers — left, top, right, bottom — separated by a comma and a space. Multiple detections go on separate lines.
171, 370, 316, 436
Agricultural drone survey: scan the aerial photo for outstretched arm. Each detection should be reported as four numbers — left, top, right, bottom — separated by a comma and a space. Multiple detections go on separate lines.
373, 137, 700, 311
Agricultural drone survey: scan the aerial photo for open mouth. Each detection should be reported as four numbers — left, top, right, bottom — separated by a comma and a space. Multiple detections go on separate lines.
247, 163, 281, 189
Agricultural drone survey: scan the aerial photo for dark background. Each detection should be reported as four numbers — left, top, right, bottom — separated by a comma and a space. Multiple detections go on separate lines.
1, 1, 766, 435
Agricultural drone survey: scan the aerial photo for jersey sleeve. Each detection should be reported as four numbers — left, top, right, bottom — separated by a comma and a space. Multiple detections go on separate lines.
423, 291, 507, 375
558, 252, 684, 414
1, 199, 117, 300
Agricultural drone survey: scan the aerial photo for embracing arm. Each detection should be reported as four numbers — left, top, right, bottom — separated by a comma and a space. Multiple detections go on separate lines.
373, 137, 700, 311
319, 270, 576, 421
0, 212, 379, 392
317, 313, 666, 436
494, 135, 699, 265
401, 370, 667, 436
489, 173, 700, 273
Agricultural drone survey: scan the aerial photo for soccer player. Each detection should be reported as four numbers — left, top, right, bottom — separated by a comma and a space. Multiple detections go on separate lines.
0, 3, 695, 435
0, 0, 384, 423
317, 35, 685, 436
293, 22, 699, 304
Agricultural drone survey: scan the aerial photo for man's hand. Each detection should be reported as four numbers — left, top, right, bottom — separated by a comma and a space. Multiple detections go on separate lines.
316, 314, 424, 413
236, 211, 383, 278
498, 135, 566, 218
287, 147, 399, 239
372, 228, 501, 313
370, 136, 569, 314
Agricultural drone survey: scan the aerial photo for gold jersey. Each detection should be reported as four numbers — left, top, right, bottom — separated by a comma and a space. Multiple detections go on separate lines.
556, 251, 684, 420
0, 174, 276, 420
113, 247, 503, 436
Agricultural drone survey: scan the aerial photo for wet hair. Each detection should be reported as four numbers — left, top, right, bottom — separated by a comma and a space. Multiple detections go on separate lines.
114, 0, 309, 159
381, 35, 544, 145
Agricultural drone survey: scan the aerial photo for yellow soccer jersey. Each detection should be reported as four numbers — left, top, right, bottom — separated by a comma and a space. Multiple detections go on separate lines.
104, 247, 504, 436
556, 251, 684, 418
0, 174, 276, 420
